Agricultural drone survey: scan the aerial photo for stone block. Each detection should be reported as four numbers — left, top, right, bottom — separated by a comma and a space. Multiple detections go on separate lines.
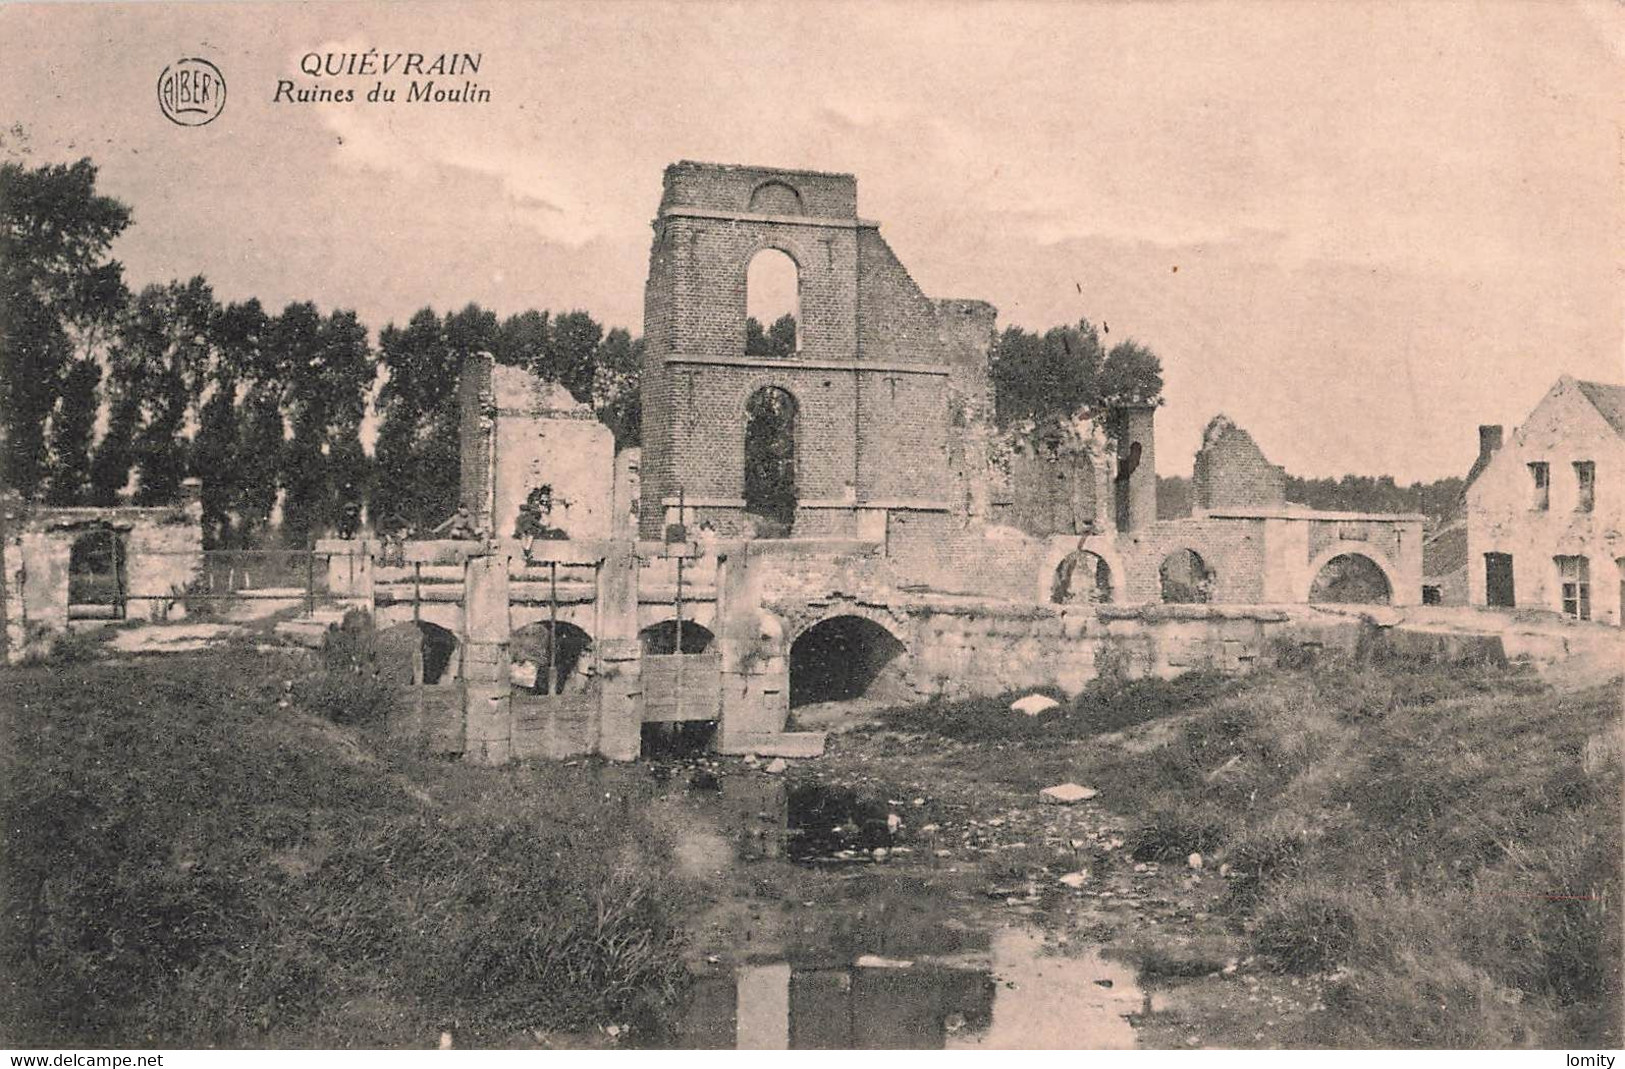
715, 731, 826, 758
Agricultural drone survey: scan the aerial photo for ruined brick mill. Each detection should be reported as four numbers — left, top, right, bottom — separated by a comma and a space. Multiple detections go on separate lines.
4, 162, 1436, 763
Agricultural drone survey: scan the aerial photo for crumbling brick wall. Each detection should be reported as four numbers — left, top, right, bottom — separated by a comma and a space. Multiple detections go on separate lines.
638, 161, 984, 539
1192, 415, 1286, 511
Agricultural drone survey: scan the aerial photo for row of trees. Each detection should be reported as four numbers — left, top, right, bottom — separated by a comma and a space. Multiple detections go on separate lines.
988, 318, 1165, 427
0, 156, 643, 547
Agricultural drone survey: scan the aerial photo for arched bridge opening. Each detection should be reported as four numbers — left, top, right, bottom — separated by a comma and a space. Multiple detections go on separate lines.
789, 615, 909, 708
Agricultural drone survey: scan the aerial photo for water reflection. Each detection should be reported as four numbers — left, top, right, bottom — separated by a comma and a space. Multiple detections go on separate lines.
647, 772, 1142, 1049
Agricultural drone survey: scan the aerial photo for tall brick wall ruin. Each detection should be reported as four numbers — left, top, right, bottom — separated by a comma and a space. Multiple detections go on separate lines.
638, 161, 990, 540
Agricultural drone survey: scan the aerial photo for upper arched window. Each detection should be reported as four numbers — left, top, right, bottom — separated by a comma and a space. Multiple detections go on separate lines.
746, 248, 799, 357
748, 180, 804, 215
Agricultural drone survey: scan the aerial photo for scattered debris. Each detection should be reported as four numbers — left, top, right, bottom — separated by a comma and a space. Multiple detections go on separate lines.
855, 954, 914, 969
1059, 871, 1090, 888
1040, 783, 1099, 805
1010, 693, 1061, 716
1188, 852, 1204, 870
764, 757, 788, 774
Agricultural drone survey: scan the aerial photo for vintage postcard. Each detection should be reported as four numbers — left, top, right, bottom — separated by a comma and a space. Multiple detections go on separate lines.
2, 0, 1621, 1056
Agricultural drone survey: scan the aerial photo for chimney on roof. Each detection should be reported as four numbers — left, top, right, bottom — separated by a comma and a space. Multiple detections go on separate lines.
1478, 425, 1503, 462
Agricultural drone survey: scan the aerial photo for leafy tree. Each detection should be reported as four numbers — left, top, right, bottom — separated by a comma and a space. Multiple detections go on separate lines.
1097, 339, 1164, 410
192, 299, 271, 546
276, 304, 375, 545
745, 314, 797, 358
989, 318, 1164, 431
545, 310, 603, 402
989, 319, 1103, 426
0, 158, 131, 498
495, 309, 548, 369
42, 357, 101, 504
591, 327, 643, 448
107, 278, 216, 504
374, 307, 471, 535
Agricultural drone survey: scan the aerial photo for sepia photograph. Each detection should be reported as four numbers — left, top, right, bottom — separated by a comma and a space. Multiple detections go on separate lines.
1, 0, 1621, 1056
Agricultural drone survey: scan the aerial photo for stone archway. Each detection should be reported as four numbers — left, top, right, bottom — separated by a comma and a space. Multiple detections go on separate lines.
789, 614, 910, 708
1052, 549, 1114, 605
639, 619, 716, 655
1037, 537, 1126, 606
1306, 550, 1395, 605
511, 620, 594, 694
1159, 548, 1215, 604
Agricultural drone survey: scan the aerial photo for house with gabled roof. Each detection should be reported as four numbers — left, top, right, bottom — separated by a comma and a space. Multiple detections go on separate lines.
1452, 375, 1625, 623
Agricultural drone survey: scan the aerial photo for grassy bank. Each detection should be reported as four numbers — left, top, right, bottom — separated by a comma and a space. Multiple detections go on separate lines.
0, 645, 694, 1048
879, 658, 1623, 1047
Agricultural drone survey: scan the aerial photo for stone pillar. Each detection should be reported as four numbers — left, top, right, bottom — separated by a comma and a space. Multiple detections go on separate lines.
716, 543, 790, 753
461, 549, 512, 764
1111, 405, 1158, 534
319, 538, 376, 607
595, 542, 643, 760
1260, 518, 1309, 603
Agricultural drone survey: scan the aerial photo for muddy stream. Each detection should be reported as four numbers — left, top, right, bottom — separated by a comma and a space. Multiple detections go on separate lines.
634, 773, 1145, 1049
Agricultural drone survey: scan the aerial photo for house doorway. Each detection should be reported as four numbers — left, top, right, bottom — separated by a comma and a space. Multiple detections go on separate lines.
1484, 553, 1515, 608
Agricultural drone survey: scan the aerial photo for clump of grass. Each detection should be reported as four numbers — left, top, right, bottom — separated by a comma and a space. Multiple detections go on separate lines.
1127, 803, 1227, 862
1252, 881, 1360, 973
874, 670, 1234, 745
293, 668, 400, 726
0, 649, 694, 1047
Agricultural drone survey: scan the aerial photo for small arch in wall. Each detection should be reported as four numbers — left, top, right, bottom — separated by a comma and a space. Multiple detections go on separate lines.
1159, 548, 1214, 604
413, 621, 459, 684
511, 620, 594, 694
1308, 552, 1393, 606
748, 179, 804, 216
1052, 549, 1114, 605
640, 619, 715, 655
789, 614, 909, 707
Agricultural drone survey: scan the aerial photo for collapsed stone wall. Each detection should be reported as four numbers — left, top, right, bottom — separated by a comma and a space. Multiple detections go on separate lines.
458, 354, 616, 541
2, 484, 204, 660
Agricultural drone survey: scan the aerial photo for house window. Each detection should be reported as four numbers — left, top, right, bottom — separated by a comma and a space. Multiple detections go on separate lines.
1529, 462, 1549, 511
1574, 461, 1595, 513
1556, 555, 1590, 620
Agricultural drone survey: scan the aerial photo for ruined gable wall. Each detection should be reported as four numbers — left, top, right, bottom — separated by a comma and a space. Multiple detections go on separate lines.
1192, 421, 1286, 511
660, 162, 858, 218
856, 230, 944, 366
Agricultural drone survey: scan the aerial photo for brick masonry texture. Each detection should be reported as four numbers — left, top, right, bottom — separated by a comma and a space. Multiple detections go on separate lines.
1193, 418, 1287, 510
639, 161, 988, 538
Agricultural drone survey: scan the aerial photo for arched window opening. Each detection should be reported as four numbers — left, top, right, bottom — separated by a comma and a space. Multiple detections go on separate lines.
415, 622, 459, 685
1052, 550, 1113, 605
1308, 553, 1392, 605
789, 616, 909, 708
68, 528, 126, 618
1159, 549, 1214, 604
639, 619, 715, 655
748, 180, 804, 216
745, 248, 798, 357
511, 621, 594, 694
745, 386, 798, 537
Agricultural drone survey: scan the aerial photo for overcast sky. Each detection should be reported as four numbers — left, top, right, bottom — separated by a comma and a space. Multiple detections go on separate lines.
4, 0, 1621, 483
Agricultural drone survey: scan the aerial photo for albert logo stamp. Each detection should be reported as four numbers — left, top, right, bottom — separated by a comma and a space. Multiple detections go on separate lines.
157, 57, 226, 126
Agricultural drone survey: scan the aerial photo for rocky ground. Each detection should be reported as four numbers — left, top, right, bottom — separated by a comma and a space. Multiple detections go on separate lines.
646, 715, 1334, 1050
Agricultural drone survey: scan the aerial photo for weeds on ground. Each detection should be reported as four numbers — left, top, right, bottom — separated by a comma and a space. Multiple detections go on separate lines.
878, 652, 1622, 1047
874, 670, 1235, 744
0, 649, 693, 1047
